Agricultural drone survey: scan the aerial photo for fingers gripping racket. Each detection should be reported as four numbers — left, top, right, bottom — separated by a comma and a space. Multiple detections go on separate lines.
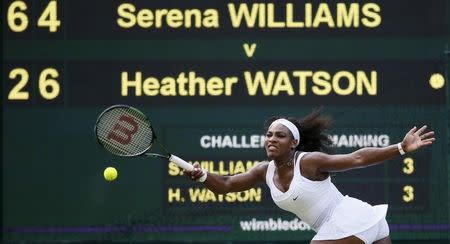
94, 105, 205, 181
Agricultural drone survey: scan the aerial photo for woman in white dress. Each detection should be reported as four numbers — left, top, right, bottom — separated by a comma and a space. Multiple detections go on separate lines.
186, 110, 435, 244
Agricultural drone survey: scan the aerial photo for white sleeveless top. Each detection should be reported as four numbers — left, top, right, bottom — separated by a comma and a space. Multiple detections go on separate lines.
266, 152, 388, 240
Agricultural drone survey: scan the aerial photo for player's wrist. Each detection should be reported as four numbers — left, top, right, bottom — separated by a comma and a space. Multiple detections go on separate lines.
397, 142, 406, 155
197, 169, 208, 183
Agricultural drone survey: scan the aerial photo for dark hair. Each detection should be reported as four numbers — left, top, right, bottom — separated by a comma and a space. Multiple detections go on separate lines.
265, 108, 333, 153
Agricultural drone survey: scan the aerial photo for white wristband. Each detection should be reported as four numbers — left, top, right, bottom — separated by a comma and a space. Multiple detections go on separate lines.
197, 169, 208, 183
397, 143, 405, 155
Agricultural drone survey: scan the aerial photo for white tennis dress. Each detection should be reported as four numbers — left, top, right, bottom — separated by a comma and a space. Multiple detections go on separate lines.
266, 152, 388, 240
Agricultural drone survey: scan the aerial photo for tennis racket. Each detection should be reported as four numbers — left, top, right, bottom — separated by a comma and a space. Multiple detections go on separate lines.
94, 104, 206, 181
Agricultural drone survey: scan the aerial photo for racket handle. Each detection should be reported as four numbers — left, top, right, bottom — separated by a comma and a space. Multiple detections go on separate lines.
169, 154, 207, 182
169, 154, 194, 171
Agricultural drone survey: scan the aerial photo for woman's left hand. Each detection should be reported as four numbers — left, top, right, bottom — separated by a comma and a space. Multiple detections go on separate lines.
401, 125, 435, 153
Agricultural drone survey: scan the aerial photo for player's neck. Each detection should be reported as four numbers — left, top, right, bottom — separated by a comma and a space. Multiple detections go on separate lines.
275, 151, 295, 169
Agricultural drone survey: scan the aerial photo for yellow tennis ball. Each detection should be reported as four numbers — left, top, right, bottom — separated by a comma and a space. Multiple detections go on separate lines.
103, 167, 118, 181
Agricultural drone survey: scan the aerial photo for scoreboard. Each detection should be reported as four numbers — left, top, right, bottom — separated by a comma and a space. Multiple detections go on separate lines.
3, 0, 449, 242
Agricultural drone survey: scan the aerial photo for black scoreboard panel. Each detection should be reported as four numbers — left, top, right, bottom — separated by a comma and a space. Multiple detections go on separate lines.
3, 0, 449, 242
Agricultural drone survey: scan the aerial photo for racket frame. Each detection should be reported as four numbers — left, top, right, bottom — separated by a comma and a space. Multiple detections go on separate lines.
94, 104, 198, 173
95, 104, 158, 157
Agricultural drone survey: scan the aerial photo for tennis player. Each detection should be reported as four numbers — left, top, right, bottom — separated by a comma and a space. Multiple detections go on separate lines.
186, 110, 435, 244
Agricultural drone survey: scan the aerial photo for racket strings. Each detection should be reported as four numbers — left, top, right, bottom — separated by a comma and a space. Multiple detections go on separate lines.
101, 114, 151, 155
100, 117, 139, 154
96, 107, 154, 156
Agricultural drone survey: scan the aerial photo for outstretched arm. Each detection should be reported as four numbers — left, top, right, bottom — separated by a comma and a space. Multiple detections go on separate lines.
306, 125, 435, 173
186, 162, 268, 194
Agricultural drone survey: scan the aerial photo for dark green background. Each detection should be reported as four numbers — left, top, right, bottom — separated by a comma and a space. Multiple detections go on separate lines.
3, 0, 449, 242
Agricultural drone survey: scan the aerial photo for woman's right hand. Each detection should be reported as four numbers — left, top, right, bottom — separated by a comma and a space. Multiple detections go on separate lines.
184, 162, 205, 181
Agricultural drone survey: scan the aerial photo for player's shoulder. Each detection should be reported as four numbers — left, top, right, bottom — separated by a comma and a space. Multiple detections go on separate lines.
250, 160, 270, 173
255, 160, 270, 168
250, 161, 270, 181
300, 151, 331, 167
302, 151, 328, 161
